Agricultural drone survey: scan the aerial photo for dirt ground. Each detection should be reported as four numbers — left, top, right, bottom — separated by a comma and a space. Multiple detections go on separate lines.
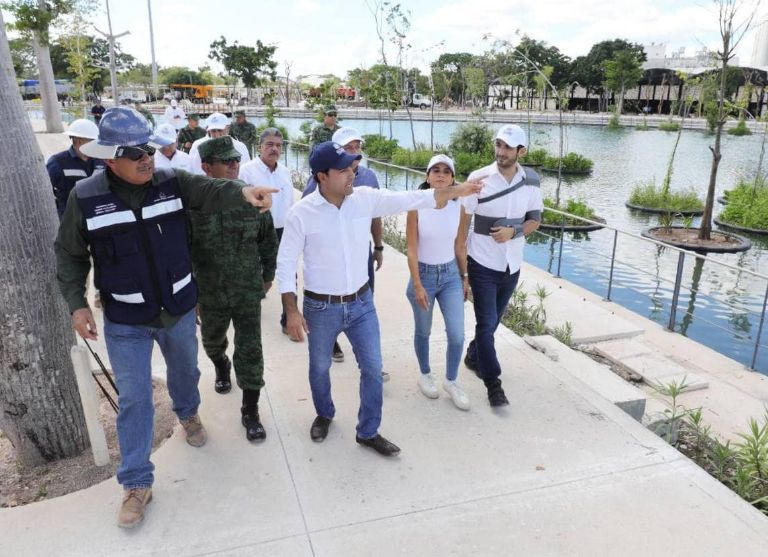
0, 379, 175, 508
649, 227, 743, 248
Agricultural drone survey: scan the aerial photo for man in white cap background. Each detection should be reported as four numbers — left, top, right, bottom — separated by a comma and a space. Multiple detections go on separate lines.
302, 127, 384, 364
188, 112, 250, 175
54, 106, 276, 529
46, 118, 105, 219
153, 123, 192, 172
458, 124, 542, 408
163, 98, 186, 131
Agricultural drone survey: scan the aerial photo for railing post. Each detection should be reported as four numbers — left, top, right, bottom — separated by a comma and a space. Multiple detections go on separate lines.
668, 251, 686, 332
556, 212, 565, 277
605, 229, 619, 301
750, 281, 768, 370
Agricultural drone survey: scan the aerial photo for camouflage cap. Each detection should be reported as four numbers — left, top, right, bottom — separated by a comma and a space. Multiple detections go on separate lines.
234, 109, 246, 116
324, 104, 337, 114
188, 113, 200, 120
199, 136, 240, 161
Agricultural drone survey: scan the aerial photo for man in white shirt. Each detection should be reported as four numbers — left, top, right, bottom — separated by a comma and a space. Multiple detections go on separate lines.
163, 99, 186, 131
277, 141, 482, 456
239, 127, 294, 336
153, 124, 192, 172
458, 124, 543, 407
188, 112, 251, 175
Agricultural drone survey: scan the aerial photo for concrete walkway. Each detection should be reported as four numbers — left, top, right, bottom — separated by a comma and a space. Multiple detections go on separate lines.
5, 124, 767, 556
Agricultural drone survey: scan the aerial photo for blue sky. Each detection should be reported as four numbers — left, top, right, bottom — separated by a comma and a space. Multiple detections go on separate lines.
79, 0, 766, 79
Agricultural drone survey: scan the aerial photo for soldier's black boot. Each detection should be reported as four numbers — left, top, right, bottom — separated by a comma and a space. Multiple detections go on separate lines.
212, 354, 232, 394
241, 389, 266, 441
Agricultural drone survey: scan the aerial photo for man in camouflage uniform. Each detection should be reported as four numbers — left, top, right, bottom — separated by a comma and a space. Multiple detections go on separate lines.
133, 101, 155, 129
190, 136, 278, 442
177, 113, 206, 153
310, 104, 339, 147
229, 110, 257, 157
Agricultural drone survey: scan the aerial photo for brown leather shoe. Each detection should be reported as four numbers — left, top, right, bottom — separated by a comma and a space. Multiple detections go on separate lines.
117, 487, 152, 529
180, 414, 207, 447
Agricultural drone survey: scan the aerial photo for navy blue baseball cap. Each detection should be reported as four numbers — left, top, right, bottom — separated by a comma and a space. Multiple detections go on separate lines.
309, 141, 362, 174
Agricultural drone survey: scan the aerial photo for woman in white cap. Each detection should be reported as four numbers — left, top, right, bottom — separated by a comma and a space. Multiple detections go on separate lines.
405, 154, 470, 410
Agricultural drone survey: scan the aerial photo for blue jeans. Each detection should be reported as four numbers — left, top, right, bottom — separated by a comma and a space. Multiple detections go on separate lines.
406, 260, 465, 381
303, 289, 383, 439
465, 256, 520, 383
104, 309, 201, 489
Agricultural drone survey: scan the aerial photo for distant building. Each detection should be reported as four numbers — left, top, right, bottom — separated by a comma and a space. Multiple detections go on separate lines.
751, 17, 768, 67
642, 43, 731, 73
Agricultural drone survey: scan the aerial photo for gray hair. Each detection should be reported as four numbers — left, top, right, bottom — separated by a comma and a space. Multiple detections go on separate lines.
259, 127, 283, 144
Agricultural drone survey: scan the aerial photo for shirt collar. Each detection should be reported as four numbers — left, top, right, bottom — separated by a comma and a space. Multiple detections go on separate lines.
491, 162, 526, 181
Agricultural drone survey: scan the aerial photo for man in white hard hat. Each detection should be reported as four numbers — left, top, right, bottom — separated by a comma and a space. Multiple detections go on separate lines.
46, 118, 105, 219
153, 123, 192, 172
163, 98, 186, 131
188, 112, 251, 175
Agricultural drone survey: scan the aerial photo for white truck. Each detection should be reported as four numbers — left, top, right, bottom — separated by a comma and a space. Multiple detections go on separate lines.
409, 93, 433, 109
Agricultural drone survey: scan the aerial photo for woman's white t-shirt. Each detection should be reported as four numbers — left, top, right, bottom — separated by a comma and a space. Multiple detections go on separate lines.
416, 199, 460, 265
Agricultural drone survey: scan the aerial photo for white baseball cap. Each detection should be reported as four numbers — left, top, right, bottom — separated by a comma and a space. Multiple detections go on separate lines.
153, 123, 178, 147
170, 99, 178, 107
205, 112, 229, 131
63, 119, 99, 140
427, 154, 455, 174
494, 124, 527, 148
331, 127, 363, 147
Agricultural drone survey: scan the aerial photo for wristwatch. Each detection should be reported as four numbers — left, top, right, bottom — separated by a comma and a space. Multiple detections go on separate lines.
374, 245, 384, 251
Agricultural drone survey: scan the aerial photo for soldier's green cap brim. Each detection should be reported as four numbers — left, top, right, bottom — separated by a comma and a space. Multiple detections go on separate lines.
188, 113, 200, 120
234, 110, 246, 116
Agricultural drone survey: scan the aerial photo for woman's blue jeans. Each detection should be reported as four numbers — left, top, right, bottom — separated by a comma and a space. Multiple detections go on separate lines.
104, 309, 201, 489
406, 260, 465, 381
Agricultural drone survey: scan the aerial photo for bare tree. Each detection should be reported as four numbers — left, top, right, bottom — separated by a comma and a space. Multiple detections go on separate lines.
700, 0, 759, 240
0, 9, 88, 467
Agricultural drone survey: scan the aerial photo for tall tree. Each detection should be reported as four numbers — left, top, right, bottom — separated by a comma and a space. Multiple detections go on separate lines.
572, 38, 646, 111
0, 8, 89, 467
603, 49, 644, 115
6, 0, 75, 132
208, 35, 277, 104
700, 0, 758, 240
8, 37, 35, 77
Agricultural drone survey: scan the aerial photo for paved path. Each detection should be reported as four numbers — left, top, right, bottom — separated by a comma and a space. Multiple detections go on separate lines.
4, 124, 767, 556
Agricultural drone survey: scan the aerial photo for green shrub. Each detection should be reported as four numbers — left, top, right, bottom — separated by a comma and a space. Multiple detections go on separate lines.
520, 147, 548, 166
659, 120, 680, 132
541, 197, 597, 226
390, 148, 433, 169
362, 134, 399, 160
453, 151, 492, 179
449, 121, 494, 154
628, 181, 703, 212
606, 113, 621, 129
636, 119, 650, 131
727, 119, 752, 136
719, 180, 768, 230
544, 152, 593, 173
293, 121, 313, 149
255, 123, 289, 142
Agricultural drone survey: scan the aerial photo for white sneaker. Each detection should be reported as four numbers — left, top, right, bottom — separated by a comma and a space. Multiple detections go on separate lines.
443, 380, 470, 411
417, 373, 439, 399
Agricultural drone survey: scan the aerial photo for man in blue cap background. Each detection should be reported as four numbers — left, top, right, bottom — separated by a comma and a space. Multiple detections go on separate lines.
54, 106, 276, 529
277, 141, 483, 457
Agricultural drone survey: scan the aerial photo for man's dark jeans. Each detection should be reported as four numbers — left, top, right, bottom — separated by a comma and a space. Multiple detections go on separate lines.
465, 256, 520, 383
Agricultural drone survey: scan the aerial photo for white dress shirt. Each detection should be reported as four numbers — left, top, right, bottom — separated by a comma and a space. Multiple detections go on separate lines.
154, 149, 192, 172
188, 135, 251, 175
163, 106, 187, 130
239, 157, 294, 228
462, 162, 543, 274
277, 187, 436, 296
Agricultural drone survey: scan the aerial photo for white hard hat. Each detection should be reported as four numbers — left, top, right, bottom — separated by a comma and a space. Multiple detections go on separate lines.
205, 112, 229, 130
63, 119, 99, 140
153, 123, 178, 147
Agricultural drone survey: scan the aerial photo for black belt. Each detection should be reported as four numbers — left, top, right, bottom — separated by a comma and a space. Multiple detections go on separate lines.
304, 283, 369, 304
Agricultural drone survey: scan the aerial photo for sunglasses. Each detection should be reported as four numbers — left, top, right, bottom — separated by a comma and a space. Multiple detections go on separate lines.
116, 144, 156, 161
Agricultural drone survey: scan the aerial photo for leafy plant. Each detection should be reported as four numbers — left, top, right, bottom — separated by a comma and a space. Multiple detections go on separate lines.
391, 148, 433, 169
659, 120, 681, 132
541, 197, 597, 226
728, 119, 752, 136
543, 152, 593, 173
719, 179, 768, 230
734, 416, 768, 481
606, 113, 621, 129
362, 134, 399, 160
652, 377, 691, 444
449, 121, 494, 155
519, 147, 548, 166
628, 181, 704, 212
453, 151, 492, 179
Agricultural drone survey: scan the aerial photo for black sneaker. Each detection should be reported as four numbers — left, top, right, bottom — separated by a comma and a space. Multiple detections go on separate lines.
213, 355, 232, 394
310, 416, 332, 442
332, 342, 344, 363
356, 434, 401, 456
487, 384, 509, 407
242, 414, 266, 441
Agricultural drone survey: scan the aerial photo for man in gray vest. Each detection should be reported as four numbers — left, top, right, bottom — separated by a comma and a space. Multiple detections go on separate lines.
458, 124, 543, 407
54, 107, 275, 529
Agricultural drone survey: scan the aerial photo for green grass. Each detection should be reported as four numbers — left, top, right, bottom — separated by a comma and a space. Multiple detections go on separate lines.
606, 113, 621, 129
727, 120, 752, 136
628, 182, 703, 212
719, 180, 768, 230
519, 147, 548, 166
390, 148, 434, 169
541, 198, 598, 226
659, 120, 681, 132
362, 134, 399, 160
543, 152, 593, 173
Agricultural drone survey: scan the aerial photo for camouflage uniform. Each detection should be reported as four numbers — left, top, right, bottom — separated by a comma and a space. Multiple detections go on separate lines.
189, 137, 278, 391
136, 105, 155, 129
178, 115, 206, 153
310, 104, 339, 147
229, 111, 258, 157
